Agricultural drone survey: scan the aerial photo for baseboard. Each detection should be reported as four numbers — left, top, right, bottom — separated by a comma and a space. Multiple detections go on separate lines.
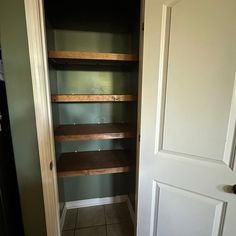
66, 195, 128, 209
60, 204, 67, 232
60, 195, 136, 231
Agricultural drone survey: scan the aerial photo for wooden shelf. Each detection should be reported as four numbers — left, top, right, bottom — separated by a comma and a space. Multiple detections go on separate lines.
54, 123, 136, 142
48, 51, 138, 67
48, 50, 139, 62
51, 94, 137, 102
57, 150, 134, 177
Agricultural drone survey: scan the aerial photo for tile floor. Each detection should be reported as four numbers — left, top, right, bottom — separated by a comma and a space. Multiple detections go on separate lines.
62, 202, 134, 236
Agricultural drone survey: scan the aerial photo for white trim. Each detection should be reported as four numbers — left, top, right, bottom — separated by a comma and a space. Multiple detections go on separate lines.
222, 74, 236, 169
60, 204, 67, 232
155, 0, 183, 154
149, 181, 159, 236
66, 195, 128, 209
24, 0, 60, 235
154, 3, 172, 154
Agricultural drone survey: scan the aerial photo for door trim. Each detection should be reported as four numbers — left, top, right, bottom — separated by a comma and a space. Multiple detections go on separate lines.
23, 0, 60, 235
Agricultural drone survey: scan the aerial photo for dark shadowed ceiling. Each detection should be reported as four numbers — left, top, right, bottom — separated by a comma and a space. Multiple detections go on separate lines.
44, 0, 140, 31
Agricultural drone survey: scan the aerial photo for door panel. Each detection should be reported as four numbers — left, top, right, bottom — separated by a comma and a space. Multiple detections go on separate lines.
151, 182, 226, 236
162, 0, 236, 161
137, 0, 236, 235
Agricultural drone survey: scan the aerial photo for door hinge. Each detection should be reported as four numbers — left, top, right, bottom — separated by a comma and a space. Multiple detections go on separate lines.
142, 22, 144, 31
138, 134, 141, 142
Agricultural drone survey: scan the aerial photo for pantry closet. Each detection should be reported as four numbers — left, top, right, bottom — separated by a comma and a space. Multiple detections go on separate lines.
43, 0, 141, 229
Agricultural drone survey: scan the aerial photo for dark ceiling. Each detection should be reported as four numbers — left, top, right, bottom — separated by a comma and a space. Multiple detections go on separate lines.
44, 0, 140, 30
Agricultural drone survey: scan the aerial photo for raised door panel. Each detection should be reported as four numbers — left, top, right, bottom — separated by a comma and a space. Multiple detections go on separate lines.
156, 0, 236, 166
151, 182, 226, 236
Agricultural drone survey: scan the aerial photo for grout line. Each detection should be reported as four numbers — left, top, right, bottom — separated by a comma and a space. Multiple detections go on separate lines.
60, 204, 67, 232
106, 221, 129, 226
106, 224, 108, 236
103, 205, 107, 225
126, 198, 135, 224
74, 208, 79, 231
75, 225, 106, 230
103, 205, 108, 236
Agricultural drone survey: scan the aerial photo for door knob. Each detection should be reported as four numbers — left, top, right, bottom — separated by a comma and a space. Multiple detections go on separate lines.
223, 185, 236, 194
232, 185, 236, 194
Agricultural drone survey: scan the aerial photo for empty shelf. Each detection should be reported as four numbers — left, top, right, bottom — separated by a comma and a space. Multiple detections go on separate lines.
54, 123, 136, 142
57, 150, 134, 177
51, 94, 137, 102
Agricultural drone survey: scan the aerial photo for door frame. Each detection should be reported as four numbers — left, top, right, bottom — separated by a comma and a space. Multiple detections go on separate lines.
23, 0, 60, 235
23, 0, 145, 234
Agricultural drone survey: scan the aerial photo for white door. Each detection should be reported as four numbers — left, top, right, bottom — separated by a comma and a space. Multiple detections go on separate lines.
137, 0, 236, 235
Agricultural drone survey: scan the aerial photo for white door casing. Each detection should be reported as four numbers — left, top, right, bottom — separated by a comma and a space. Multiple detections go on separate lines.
24, 0, 61, 235
137, 0, 236, 235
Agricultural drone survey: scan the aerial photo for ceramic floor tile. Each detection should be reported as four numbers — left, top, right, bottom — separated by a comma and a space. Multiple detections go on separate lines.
62, 230, 75, 236
107, 223, 134, 236
75, 225, 106, 236
104, 203, 131, 224
63, 208, 78, 230
76, 205, 105, 228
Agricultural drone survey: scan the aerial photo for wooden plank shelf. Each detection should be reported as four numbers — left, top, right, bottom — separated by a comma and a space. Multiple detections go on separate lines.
57, 150, 134, 177
54, 123, 136, 142
51, 94, 137, 102
48, 50, 139, 62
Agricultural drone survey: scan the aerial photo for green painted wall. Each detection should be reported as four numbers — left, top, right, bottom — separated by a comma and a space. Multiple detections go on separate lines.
61, 173, 134, 201
54, 29, 133, 53
48, 29, 138, 202
0, 0, 47, 235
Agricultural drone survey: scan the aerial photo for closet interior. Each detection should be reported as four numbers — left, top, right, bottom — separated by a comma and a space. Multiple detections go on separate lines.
44, 0, 141, 225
